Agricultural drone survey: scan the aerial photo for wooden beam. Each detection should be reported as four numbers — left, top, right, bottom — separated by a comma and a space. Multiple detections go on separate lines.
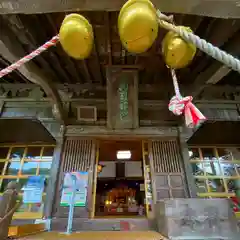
1, 83, 239, 97
65, 125, 178, 138
205, 65, 231, 84
190, 32, 240, 98
105, 12, 112, 65
0, 26, 65, 123
0, 0, 239, 18
45, 132, 65, 218
92, 27, 104, 84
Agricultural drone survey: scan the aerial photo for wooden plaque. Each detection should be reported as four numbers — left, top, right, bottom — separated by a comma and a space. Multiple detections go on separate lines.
106, 68, 139, 129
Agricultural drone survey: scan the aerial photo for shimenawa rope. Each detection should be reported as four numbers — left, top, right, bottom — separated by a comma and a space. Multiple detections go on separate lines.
156, 10, 240, 73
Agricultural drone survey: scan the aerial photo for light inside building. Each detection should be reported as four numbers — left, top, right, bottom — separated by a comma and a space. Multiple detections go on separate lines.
116, 150, 131, 159
188, 150, 193, 157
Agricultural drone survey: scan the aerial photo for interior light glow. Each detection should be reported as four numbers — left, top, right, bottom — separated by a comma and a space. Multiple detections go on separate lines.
117, 150, 131, 159
188, 150, 193, 157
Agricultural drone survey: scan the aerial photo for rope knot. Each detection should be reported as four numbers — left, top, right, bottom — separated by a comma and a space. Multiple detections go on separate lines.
168, 95, 192, 115
168, 95, 206, 128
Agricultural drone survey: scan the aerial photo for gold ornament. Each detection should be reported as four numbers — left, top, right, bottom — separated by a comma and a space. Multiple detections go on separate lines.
118, 0, 158, 53
162, 26, 197, 69
59, 14, 93, 59
97, 164, 104, 173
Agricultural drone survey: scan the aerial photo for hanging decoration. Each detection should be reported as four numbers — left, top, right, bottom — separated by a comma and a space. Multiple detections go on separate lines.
59, 14, 94, 59
118, 0, 158, 53
162, 26, 197, 69
168, 69, 206, 128
1, 0, 240, 129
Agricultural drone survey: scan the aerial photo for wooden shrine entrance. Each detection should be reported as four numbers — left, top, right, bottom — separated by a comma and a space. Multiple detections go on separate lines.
53, 136, 186, 220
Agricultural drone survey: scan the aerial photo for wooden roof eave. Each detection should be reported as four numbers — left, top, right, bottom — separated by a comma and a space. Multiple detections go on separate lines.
0, 0, 239, 18
0, 28, 66, 124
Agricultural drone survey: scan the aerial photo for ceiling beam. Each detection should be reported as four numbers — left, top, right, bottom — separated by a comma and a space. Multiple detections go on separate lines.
189, 32, 240, 98
0, 0, 239, 18
1, 83, 239, 94
0, 24, 65, 123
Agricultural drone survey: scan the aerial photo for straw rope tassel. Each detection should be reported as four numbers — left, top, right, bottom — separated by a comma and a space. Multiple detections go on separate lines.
168, 69, 206, 128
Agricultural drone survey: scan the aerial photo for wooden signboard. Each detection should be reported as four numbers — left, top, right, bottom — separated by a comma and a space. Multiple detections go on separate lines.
106, 68, 138, 129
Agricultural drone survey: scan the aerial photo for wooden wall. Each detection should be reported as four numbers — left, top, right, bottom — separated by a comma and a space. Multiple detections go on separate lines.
53, 138, 96, 218
150, 139, 187, 203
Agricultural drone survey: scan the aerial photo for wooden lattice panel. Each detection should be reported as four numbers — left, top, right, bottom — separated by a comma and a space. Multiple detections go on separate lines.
150, 140, 187, 200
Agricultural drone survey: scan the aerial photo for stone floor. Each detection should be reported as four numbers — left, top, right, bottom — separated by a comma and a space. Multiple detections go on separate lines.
18, 231, 166, 240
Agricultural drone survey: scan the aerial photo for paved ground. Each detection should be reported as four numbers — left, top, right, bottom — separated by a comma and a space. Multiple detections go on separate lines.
18, 231, 166, 240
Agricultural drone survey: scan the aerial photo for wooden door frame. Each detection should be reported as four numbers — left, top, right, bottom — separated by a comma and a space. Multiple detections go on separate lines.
90, 138, 153, 218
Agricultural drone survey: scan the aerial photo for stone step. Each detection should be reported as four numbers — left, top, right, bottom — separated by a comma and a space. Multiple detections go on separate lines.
51, 218, 156, 232
19, 231, 167, 240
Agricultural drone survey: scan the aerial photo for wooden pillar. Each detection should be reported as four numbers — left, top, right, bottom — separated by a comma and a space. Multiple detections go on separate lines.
178, 127, 197, 198
0, 182, 18, 240
44, 126, 65, 218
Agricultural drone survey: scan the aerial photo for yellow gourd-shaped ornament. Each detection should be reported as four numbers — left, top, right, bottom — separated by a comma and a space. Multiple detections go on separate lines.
162, 27, 196, 69
118, 0, 158, 53
59, 14, 93, 59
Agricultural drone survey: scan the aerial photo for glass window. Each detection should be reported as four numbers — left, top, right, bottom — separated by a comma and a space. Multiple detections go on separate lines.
231, 148, 240, 160
10, 147, 24, 160
208, 179, 226, 193
202, 148, 215, 160
26, 147, 41, 160
22, 161, 38, 175
203, 161, 222, 176
192, 162, 204, 176
6, 160, 21, 175
0, 144, 54, 219
189, 147, 240, 200
0, 145, 53, 190
221, 163, 238, 176
39, 162, 52, 175
189, 148, 200, 160
218, 148, 233, 161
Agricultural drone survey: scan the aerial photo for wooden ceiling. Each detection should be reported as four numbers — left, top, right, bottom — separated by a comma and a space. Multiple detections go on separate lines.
0, 8, 240, 125
0, 12, 239, 89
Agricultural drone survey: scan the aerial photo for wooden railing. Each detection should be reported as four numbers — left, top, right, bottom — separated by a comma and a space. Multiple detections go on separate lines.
0, 182, 20, 240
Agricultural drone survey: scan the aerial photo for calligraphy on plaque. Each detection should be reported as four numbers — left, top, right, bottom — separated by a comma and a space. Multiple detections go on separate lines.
119, 82, 129, 120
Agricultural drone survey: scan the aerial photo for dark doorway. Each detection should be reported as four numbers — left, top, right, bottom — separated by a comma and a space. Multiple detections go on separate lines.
95, 140, 146, 217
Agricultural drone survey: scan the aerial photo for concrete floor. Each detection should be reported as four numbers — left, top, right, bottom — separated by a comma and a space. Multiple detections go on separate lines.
19, 231, 166, 240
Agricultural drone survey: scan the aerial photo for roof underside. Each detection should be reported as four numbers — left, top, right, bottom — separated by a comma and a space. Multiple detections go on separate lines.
0, 119, 56, 144
0, 12, 239, 89
187, 120, 240, 145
